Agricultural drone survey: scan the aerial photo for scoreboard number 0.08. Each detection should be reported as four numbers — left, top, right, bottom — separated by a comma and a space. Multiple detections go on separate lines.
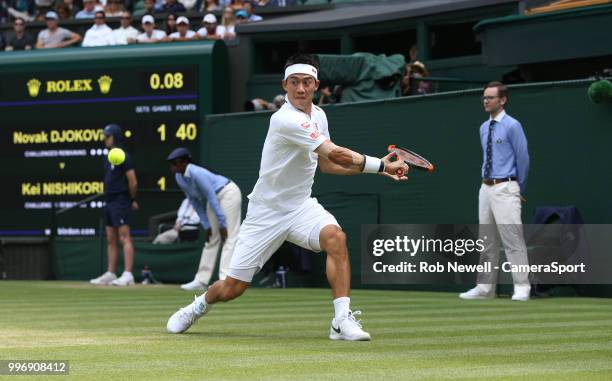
149, 72, 184, 90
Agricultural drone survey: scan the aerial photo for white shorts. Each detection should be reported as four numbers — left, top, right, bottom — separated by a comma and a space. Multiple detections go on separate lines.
227, 197, 340, 283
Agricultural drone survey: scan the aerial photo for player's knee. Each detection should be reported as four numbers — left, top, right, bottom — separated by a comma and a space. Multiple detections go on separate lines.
320, 227, 347, 254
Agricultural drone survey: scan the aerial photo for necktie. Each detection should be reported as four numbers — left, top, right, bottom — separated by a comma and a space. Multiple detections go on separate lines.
484, 120, 496, 179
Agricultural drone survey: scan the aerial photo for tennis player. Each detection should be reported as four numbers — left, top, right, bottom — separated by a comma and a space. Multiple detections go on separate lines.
167, 53, 409, 341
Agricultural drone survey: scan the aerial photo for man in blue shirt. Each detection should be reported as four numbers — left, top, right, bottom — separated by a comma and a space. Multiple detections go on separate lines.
167, 148, 242, 291
90, 124, 139, 287
460, 81, 531, 301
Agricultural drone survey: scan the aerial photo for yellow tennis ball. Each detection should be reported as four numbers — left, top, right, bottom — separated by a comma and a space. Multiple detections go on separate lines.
108, 148, 126, 166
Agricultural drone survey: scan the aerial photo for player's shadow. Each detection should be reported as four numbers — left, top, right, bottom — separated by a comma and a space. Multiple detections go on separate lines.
178, 331, 320, 340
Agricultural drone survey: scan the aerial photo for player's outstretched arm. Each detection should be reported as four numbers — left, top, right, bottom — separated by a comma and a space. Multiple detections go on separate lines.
316, 140, 408, 180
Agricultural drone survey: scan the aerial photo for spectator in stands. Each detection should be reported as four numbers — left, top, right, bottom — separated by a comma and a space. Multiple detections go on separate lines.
178, 0, 195, 11
243, 94, 284, 111
229, 0, 245, 10
408, 44, 418, 64
196, 13, 221, 40
130, 14, 165, 43
56, 3, 71, 18
164, 12, 177, 35
7, 0, 36, 21
153, 198, 200, 244
56, 0, 79, 18
36, 11, 81, 48
76, 0, 97, 18
35, 0, 55, 18
256, 0, 296, 7
238, 1, 261, 22
133, 0, 154, 17
166, 15, 196, 41
216, 6, 235, 39
156, 0, 184, 13
0, 32, 4, 50
112, 10, 138, 44
5, 17, 35, 50
35, 0, 54, 14
201, 0, 221, 12
82, 10, 115, 46
318, 85, 339, 105
272, 94, 284, 108
1, 1, 8, 24
401, 60, 432, 96
105, 0, 125, 17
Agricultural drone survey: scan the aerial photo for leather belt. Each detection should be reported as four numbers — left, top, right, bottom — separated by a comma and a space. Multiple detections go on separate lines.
482, 177, 516, 186
215, 180, 231, 194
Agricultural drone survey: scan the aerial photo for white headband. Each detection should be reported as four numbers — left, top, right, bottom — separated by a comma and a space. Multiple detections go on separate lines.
284, 64, 318, 80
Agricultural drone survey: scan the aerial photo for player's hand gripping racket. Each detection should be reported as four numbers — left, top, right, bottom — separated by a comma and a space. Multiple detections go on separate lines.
387, 145, 435, 177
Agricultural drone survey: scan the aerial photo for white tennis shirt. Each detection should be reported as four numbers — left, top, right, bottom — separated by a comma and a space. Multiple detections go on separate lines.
248, 98, 329, 212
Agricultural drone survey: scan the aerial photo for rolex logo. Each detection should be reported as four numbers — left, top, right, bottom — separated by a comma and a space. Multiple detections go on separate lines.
97, 75, 112, 94
27, 79, 42, 97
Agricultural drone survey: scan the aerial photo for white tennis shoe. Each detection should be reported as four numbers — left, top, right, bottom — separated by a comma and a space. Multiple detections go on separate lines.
459, 285, 496, 300
111, 271, 135, 286
329, 310, 371, 341
89, 272, 117, 285
180, 279, 208, 291
511, 285, 531, 301
167, 295, 211, 334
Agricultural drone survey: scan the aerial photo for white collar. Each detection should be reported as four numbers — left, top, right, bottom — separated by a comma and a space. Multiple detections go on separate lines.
184, 163, 194, 178
489, 109, 506, 123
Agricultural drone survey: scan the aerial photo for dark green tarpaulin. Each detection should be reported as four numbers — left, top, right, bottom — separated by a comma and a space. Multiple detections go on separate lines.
318, 53, 405, 102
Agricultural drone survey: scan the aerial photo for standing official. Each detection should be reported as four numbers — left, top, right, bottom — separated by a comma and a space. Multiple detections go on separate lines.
460, 81, 531, 301
167, 148, 242, 291
90, 124, 139, 286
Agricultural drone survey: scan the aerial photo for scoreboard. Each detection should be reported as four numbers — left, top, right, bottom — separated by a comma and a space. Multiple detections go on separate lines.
0, 42, 228, 236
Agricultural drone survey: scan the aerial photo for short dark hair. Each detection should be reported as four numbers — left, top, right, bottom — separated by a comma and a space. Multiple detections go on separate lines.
484, 81, 508, 100
284, 53, 320, 71
14, 17, 25, 24
95, 10, 105, 18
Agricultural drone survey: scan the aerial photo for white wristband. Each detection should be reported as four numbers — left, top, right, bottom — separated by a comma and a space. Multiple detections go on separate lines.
362, 155, 382, 174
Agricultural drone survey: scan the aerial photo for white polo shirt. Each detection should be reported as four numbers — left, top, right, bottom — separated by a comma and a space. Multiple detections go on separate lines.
82, 24, 116, 47
169, 30, 196, 39
248, 97, 329, 212
136, 29, 166, 43
112, 26, 139, 45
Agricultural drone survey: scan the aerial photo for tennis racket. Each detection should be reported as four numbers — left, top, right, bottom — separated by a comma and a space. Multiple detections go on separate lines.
388, 145, 435, 175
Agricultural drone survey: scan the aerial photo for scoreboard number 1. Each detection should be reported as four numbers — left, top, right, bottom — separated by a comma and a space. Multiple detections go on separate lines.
157, 177, 166, 191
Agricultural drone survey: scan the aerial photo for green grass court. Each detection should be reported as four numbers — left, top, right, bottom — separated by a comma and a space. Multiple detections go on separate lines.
1, 281, 611, 380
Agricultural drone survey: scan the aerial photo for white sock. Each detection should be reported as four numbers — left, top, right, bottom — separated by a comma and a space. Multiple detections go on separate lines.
122, 271, 132, 276
333, 297, 350, 321
193, 292, 207, 315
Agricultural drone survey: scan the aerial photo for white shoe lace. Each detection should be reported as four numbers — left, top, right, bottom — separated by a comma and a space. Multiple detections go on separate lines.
178, 306, 197, 326
347, 310, 363, 329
